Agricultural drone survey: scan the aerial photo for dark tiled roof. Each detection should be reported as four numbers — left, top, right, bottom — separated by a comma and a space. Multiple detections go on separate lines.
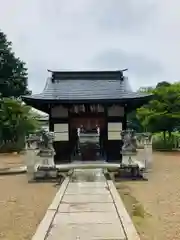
23, 70, 152, 103
51, 70, 124, 81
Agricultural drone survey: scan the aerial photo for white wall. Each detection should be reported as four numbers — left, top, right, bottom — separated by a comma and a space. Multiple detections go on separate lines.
54, 123, 69, 141
107, 105, 124, 140
108, 122, 122, 140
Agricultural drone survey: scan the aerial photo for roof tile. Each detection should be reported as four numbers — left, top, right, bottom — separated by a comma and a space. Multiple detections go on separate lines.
22, 71, 152, 103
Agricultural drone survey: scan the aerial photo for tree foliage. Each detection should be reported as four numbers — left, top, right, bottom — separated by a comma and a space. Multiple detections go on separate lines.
127, 111, 143, 132
0, 98, 40, 151
156, 81, 171, 88
0, 30, 38, 152
136, 82, 180, 139
0, 30, 30, 97
0, 98, 39, 138
128, 81, 180, 145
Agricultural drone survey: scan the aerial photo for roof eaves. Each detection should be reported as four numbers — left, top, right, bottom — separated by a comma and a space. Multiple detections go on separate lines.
21, 93, 153, 104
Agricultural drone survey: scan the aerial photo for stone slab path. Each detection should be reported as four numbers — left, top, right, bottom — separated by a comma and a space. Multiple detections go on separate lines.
32, 169, 140, 240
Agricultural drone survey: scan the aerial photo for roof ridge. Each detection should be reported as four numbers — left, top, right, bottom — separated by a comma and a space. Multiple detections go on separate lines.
51, 70, 124, 81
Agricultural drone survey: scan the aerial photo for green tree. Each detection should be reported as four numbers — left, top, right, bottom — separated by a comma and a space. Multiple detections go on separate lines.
156, 81, 171, 88
127, 86, 154, 132
137, 83, 180, 140
127, 111, 144, 132
0, 30, 30, 97
0, 98, 40, 152
0, 30, 39, 152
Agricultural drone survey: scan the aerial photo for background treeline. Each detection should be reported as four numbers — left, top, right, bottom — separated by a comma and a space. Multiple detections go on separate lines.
0, 30, 39, 152
128, 81, 180, 150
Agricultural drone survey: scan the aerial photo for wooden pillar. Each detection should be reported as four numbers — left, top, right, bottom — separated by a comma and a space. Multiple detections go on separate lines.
50, 104, 71, 164
100, 105, 108, 159
49, 104, 54, 131
122, 104, 127, 130
105, 104, 124, 163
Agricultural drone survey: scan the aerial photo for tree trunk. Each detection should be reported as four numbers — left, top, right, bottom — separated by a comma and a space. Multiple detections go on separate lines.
168, 131, 172, 140
163, 131, 166, 143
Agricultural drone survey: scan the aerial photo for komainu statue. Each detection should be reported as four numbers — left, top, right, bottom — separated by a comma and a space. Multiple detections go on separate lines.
37, 130, 55, 163
121, 130, 137, 154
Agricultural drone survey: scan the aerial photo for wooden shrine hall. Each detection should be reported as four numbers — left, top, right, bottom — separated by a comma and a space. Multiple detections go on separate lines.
22, 70, 152, 164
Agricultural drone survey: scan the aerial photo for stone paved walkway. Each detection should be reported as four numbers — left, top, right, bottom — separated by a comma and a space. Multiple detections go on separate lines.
32, 169, 140, 240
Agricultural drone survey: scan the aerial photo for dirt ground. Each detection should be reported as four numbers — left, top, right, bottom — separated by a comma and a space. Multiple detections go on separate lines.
1, 152, 180, 240
0, 153, 58, 240
0, 153, 25, 169
117, 152, 180, 240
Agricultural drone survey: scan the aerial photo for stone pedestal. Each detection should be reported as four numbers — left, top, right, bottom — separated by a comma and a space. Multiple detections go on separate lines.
37, 149, 55, 166
35, 148, 57, 178
121, 153, 137, 166
25, 135, 40, 182
26, 149, 38, 182
144, 135, 153, 172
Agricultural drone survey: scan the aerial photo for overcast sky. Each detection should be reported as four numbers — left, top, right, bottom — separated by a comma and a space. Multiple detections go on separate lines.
1, 0, 180, 93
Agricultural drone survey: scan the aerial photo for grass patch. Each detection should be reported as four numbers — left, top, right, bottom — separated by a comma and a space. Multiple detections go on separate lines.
116, 183, 151, 227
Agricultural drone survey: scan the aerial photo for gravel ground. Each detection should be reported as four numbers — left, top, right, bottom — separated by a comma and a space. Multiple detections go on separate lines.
1, 152, 180, 239
0, 154, 58, 240
0, 153, 25, 169
117, 152, 180, 240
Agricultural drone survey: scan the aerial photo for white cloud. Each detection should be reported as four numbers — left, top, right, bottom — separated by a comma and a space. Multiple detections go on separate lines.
1, 0, 180, 93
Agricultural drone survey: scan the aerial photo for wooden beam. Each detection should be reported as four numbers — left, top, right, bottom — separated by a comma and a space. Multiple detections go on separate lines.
122, 104, 127, 130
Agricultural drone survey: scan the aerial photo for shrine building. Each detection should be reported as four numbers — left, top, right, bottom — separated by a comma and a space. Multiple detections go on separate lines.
22, 70, 152, 164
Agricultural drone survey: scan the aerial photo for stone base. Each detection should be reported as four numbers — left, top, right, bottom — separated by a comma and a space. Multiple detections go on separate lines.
34, 170, 57, 179
122, 154, 137, 166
